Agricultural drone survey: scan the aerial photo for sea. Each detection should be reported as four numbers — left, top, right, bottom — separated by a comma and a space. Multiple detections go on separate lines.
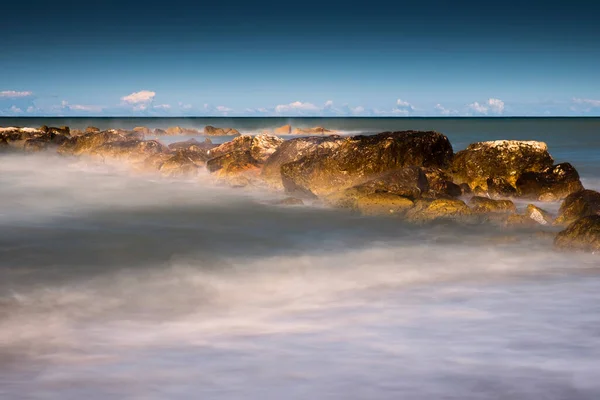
0, 117, 599, 399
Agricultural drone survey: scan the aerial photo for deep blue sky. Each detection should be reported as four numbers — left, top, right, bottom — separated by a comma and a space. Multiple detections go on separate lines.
1, 0, 599, 116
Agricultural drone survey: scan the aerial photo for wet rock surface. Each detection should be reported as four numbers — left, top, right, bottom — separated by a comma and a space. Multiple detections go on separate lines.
555, 215, 600, 253
555, 190, 600, 226
516, 162, 584, 201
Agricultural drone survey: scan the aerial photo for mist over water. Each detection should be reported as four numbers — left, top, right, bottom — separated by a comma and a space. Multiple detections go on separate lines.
1, 119, 600, 399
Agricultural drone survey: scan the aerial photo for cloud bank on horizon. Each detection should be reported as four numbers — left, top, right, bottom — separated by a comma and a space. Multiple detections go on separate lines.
1, 90, 599, 117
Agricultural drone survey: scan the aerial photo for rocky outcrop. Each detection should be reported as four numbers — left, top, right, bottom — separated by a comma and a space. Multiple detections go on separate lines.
486, 177, 517, 198
168, 138, 216, 154
274, 125, 292, 134
280, 131, 453, 197
206, 134, 283, 162
154, 128, 167, 135
451, 140, 554, 192
469, 196, 516, 214
261, 135, 344, 189
206, 150, 261, 186
357, 193, 414, 216
554, 215, 600, 253
203, 126, 240, 136
515, 163, 584, 201
293, 127, 336, 135
133, 126, 152, 135
422, 168, 462, 198
91, 140, 170, 162
555, 190, 600, 226
59, 130, 132, 155
158, 152, 201, 177
85, 126, 100, 134
406, 198, 472, 223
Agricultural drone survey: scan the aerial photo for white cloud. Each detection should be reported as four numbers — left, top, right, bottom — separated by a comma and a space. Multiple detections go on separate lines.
488, 98, 505, 114
0, 90, 32, 98
324, 100, 334, 108
9, 105, 23, 113
573, 98, 600, 107
434, 104, 458, 116
153, 104, 171, 109
392, 98, 415, 115
468, 98, 505, 115
275, 101, 320, 114
26, 106, 36, 113
70, 104, 103, 112
216, 105, 232, 112
121, 90, 156, 104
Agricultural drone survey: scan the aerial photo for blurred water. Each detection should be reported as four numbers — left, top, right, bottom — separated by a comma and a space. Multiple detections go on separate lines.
1, 119, 600, 399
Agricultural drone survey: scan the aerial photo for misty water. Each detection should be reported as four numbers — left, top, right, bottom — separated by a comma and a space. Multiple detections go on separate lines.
1, 118, 600, 399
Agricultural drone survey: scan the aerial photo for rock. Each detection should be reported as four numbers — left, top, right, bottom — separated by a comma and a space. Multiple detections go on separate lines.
159, 152, 200, 177
459, 183, 472, 195
555, 190, 600, 226
168, 138, 216, 155
486, 177, 518, 198
154, 128, 167, 135
261, 135, 344, 190
406, 198, 472, 223
141, 153, 174, 171
250, 133, 284, 162
554, 215, 600, 253
503, 214, 540, 228
92, 140, 170, 162
280, 131, 453, 197
133, 126, 152, 135
293, 127, 335, 135
423, 168, 462, 198
203, 126, 241, 136
325, 167, 429, 208
274, 125, 292, 134
525, 204, 554, 225
206, 150, 261, 184
276, 197, 304, 206
357, 193, 414, 216
58, 130, 131, 155
23, 139, 50, 152
451, 140, 554, 191
85, 126, 100, 134
165, 126, 185, 135
516, 163, 584, 201
469, 196, 516, 213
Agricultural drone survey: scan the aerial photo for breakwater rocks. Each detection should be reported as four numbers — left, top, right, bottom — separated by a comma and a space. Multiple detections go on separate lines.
1, 126, 598, 253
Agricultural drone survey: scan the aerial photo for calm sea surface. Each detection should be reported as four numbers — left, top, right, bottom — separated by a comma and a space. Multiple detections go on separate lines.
0, 118, 599, 399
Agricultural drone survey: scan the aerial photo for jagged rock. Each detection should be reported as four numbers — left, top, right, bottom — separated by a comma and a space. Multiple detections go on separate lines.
486, 177, 518, 198
406, 198, 472, 223
469, 196, 516, 213
423, 168, 462, 198
203, 126, 240, 136
451, 140, 554, 191
250, 134, 284, 162
325, 167, 429, 208
206, 150, 261, 185
280, 131, 453, 197
525, 204, 554, 225
554, 215, 600, 253
261, 135, 344, 190
357, 193, 414, 216
91, 140, 170, 162
133, 126, 152, 135
141, 153, 174, 171
58, 130, 131, 155
154, 128, 167, 135
85, 126, 100, 134
23, 139, 50, 152
516, 163, 584, 201
555, 190, 600, 226
274, 125, 292, 134
168, 138, 216, 156
293, 127, 336, 135
158, 152, 200, 177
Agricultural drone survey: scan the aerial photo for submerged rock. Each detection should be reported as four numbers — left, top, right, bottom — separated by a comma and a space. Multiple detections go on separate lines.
555, 190, 600, 226
203, 126, 240, 136
292, 127, 336, 135
357, 193, 414, 216
451, 140, 554, 191
406, 198, 472, 223
469, 196, 516, 214
275, 197, 304, 206
524, 204, 554, 225
516, 162, 584, 201
159, 152, 200, 177
554, 215, 600, 253
274, 125, 292, 134
280, 131, 453, 197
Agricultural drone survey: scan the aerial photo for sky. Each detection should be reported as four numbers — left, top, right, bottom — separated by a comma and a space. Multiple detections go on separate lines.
1, 0, 599, 117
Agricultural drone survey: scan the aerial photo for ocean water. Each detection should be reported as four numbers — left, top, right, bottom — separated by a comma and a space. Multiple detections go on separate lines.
1, 118, 599, 399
